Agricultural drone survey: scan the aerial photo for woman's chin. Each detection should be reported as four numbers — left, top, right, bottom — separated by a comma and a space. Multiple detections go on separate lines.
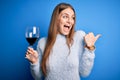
62, 31, 70, 35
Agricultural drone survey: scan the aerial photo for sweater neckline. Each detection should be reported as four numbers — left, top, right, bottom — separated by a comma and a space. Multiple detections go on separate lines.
56, 33, 66, 40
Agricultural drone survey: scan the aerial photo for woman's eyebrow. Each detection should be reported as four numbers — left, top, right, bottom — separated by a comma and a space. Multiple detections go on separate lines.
62, 13, 74, 17
61, 13, 68, 15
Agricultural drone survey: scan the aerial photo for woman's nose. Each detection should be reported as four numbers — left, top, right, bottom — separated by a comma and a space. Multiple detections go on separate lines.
67, 18, 72, 23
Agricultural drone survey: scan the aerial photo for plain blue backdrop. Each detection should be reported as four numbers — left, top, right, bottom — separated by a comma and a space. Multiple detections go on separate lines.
0, 0, 120, 80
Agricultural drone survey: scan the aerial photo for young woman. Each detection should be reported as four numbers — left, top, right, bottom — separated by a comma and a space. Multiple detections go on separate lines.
25, 3, 101, 80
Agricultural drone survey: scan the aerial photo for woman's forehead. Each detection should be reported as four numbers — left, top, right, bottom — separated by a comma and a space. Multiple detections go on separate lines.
60, 8, 75, 16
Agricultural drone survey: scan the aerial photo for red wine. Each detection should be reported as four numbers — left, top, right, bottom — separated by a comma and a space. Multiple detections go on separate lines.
26, 37, 38, 45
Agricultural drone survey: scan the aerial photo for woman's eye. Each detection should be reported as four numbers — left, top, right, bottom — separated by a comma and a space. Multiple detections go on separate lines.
63, 15, 67, 18
73, 17, 75, 20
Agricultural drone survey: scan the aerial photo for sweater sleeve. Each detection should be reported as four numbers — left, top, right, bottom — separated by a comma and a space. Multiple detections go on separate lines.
76, 30, 95, 77
79, 48, 95, 77
30, 38, 46, 80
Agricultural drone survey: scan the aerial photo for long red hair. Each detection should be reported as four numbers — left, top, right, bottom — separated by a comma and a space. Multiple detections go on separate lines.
41, 3, 76, 76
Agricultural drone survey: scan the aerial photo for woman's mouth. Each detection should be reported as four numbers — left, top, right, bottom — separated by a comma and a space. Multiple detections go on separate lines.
64, 25, 70, 29
64, 25, 71, 29
63, 25, 71, 32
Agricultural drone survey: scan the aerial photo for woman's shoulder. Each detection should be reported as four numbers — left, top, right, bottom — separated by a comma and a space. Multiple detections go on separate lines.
37, 37, 47, 50
74, 30, 86, 37
38, 37, 47, 43
73, 30, 86, 44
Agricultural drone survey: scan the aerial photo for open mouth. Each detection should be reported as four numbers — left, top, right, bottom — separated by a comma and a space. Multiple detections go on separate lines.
64, 25, 71, 29
61, 25, 72, 35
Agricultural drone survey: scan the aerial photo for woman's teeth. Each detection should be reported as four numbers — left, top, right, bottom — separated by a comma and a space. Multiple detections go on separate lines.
64, 25, 70, 29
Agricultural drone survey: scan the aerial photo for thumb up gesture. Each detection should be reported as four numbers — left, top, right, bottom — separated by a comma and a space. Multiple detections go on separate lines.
84, 32, 101, 50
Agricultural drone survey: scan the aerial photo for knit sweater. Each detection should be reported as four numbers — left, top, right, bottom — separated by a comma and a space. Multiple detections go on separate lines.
30, 30, 95, 80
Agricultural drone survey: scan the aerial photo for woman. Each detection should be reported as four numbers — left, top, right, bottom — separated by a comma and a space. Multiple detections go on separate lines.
25, 3, 101, 80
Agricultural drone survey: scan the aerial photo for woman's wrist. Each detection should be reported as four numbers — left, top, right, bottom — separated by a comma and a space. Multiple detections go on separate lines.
84, 45, 95, 50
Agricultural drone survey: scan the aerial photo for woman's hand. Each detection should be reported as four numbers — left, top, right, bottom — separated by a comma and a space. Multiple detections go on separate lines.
84, 32, 101, 49
25, 47, 39, 64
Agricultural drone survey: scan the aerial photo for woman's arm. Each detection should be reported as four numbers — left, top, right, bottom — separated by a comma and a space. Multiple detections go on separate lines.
76, 30, 100, 77
30, 38, 46, 80
79, 48, 95, 77
30, 48, 43, 80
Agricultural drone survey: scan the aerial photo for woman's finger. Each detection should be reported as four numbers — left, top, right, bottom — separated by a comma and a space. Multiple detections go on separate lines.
25, 53, 31, 59
89, 32, 94, 36
25, 53, 38, 64
95, 34, 101, 40
28, 47, 34, 52
27, 49, 33, 54
27, 48, 35, 55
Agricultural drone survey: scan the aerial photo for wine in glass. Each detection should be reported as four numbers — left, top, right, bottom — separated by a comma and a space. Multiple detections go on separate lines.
25, 26, 39, 47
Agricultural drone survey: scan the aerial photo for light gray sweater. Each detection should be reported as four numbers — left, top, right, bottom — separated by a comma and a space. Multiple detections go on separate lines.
30, 30, 95, 80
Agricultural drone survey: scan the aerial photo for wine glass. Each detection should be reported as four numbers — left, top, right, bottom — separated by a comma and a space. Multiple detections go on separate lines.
25, 26, 39, 48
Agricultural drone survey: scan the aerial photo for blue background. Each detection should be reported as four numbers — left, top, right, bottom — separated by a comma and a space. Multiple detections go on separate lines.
0, 0, 120, 80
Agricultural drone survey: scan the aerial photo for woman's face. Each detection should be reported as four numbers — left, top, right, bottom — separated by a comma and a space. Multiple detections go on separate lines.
57, 8, 75, 35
